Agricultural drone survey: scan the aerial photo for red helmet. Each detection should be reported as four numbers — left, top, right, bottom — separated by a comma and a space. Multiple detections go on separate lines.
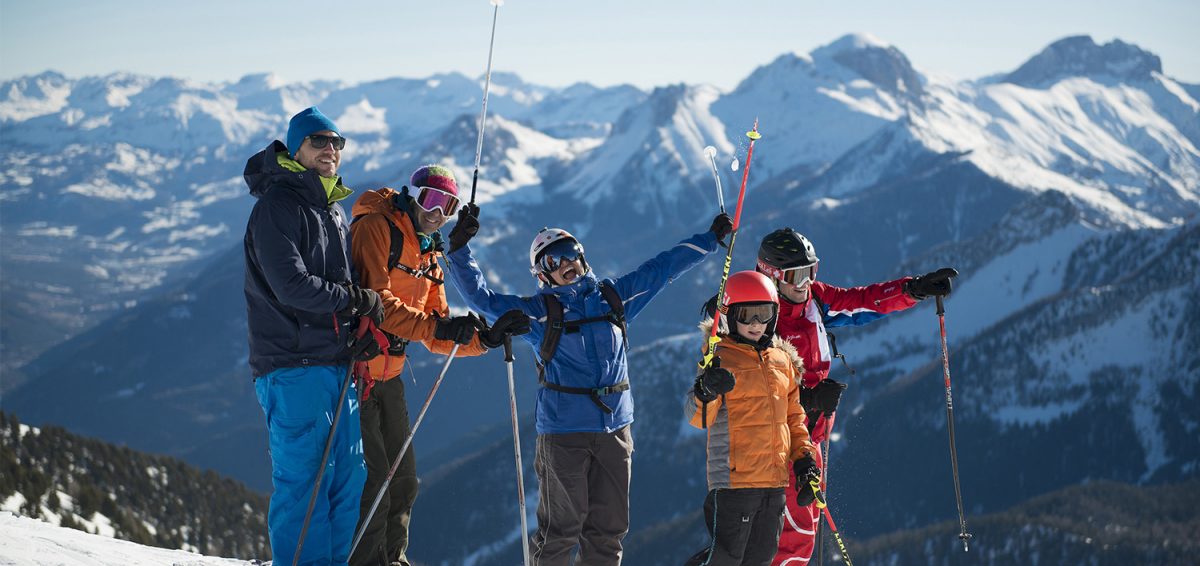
720, 271, 780, 340
722, 271, 778, 307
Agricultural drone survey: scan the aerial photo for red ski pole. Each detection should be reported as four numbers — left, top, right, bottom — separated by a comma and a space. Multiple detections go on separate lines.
936, 295, 973, 551
697, 121, 762, 428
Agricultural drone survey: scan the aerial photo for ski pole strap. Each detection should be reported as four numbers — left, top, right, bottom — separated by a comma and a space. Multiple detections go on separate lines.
538, 378, 630, 414
355, 363, 376, 403
808, 473, 827, 509
698, 333, 722, 370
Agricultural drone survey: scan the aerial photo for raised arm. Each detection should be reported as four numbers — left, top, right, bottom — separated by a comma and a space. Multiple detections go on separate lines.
611, 229, 719, 321
444, 244, 537, 321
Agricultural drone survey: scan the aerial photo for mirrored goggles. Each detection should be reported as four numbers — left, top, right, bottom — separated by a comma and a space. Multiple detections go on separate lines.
414, 186, 460, 216
306, 134, 346, 150
757, 259, 817, 286
537, 238, 585, 273
778, 264, 816, 286
730, 303, 777, 325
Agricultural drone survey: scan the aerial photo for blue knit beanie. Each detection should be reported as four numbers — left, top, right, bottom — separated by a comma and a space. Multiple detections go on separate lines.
286, 107, 340, 158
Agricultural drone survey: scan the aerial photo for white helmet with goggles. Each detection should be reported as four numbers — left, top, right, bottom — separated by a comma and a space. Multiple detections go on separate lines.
529, 227, 589, 286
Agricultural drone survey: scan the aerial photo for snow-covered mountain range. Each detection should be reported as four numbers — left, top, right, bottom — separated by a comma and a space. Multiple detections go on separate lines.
2, 33, 1198, 563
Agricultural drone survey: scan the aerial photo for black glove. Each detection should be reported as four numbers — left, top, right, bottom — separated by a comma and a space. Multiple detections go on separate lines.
709, 213, 734, 247
905, 267, 959, 300
347, 320, 384, 361
793, 455, 820, 506
339, 285, 384, 326
480, 309, 532, 349
799, 379, 847, 417
448, 203, 480, 253
694, 360, 736, 402
434, 312, 485, 345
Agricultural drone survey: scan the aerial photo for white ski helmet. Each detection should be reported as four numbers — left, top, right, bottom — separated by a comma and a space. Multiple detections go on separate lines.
529, 227, 588, 284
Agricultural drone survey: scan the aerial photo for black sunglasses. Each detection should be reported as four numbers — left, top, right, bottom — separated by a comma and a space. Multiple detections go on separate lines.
306, 134, 346, 150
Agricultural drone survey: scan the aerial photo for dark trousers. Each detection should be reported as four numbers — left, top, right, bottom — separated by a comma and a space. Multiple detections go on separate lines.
531, 426, 634, 566
685, 488, 786, 566
351, 377, 418, 566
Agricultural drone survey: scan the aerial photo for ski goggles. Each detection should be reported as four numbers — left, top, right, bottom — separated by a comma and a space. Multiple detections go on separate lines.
414, 186, 461, 216
756, 259, 816, 286
305, 134, 346, 150
730, 302, 777, 325
537, 238, 585, 273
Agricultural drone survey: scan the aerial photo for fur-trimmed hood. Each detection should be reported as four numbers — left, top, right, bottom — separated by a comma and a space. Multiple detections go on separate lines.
698, 316, 805, 379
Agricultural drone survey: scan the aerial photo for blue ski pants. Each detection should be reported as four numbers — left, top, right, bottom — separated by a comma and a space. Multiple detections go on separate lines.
256, 365, 366, 566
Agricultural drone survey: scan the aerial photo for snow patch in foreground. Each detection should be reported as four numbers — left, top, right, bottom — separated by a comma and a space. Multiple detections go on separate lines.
0, 511, 254, 566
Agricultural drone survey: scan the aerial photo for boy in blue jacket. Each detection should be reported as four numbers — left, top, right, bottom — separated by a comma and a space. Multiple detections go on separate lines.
445, 206, 732, 565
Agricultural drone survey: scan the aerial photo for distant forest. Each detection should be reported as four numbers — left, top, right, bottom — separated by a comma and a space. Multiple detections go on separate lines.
0, 410, 269, 560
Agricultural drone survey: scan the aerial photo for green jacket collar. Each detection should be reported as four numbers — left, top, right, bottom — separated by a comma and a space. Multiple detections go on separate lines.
276, 152, 353, 204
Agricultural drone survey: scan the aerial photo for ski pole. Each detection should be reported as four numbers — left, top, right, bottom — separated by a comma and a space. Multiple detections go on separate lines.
697, 121, 762, 428
293, 317, 375, 566
936, 295, 973, 552
816, 416, 833, 566
703, 145, 725, 213
469, 0, 504, 205
503, 336, 531, 566
808, 474, 854, 566
350, 343, 462, 556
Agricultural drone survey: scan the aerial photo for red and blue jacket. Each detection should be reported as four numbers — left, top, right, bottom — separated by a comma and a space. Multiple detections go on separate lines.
777, 278, 916, 439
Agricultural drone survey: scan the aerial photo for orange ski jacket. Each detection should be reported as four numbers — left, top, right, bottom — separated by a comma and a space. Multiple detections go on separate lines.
350, 187, 485, 380
690, 322, 815, 490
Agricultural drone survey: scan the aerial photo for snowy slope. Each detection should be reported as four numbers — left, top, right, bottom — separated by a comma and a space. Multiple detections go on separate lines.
0, 512, 251, 566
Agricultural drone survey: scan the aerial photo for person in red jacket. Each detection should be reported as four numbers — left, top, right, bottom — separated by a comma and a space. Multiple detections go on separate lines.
753, 228, 956, 566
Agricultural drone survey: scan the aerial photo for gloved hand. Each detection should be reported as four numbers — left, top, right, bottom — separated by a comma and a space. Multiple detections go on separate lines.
339, 285, 384, 326
904, 267, 959, 300
799, 378, 847, 417
480, 309, 532, 349
793, 455, 820, 506
347, 319, 384, 361
434, 312, 485, 345
694, 360, 735, 402
448, 203, 480, 253
709, 213, 734, 247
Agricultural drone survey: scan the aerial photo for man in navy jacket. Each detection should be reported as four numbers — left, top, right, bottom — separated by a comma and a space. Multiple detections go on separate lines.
244, 107, 383, 566
445, 208, 732, 565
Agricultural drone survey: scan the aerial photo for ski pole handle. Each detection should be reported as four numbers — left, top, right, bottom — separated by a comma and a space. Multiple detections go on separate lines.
503, 335, 514, 363
936, 295, 946, 316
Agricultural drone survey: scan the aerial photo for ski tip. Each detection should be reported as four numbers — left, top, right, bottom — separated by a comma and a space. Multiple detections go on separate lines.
745, 131, 762, 140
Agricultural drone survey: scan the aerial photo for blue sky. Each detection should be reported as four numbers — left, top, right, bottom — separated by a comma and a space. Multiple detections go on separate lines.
2, 0, 1197, 89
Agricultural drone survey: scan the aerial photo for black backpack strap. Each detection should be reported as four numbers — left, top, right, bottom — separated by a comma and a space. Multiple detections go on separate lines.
538, 377, 631, 414
535, 283, 630, 413
537, 294, 566, 378
386, 220, 404, 272
383, 218, 444, 286
598, 282, 627, 349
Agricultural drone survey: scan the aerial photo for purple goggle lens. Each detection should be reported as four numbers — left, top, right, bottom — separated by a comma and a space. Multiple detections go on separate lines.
415, 186, 460, 216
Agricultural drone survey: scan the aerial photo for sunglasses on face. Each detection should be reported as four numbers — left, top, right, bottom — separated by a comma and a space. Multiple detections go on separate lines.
306, 134, 346, 151
414, 186, 460, 216
731, 303, 777, 325
537, 239, 585, 273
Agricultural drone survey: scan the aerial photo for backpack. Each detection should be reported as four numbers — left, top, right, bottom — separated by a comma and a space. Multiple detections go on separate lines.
536, 282, 629, 413
350, 211, 442, 356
